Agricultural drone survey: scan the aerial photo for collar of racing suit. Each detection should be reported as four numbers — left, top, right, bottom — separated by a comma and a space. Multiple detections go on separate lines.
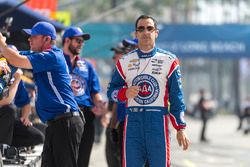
136, 47, 157, 58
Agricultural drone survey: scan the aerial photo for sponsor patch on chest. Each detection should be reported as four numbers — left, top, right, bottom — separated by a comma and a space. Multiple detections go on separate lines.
132, 74, 160, 105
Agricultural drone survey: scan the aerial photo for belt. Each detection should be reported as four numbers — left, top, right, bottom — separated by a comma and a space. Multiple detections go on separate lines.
127, 107, 167, 113
47, 112, 80, 126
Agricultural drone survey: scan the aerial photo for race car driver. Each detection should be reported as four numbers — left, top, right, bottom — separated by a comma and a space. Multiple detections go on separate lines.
107, 15, 190, 167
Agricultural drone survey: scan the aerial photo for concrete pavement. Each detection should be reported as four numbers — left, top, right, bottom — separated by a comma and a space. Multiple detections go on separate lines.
171, 114, 250, 167
89, 114, 250, 167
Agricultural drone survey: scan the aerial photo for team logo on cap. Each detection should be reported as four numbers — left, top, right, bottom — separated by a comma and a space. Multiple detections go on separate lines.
70, 74, 86, 96
132, 74, 159, 105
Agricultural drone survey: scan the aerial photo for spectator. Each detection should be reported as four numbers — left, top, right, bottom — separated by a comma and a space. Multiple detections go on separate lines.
197, 89, 215, 142
240, 95, 250, 134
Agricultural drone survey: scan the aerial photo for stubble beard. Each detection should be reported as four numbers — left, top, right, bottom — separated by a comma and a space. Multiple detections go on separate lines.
69, 44, 80, 55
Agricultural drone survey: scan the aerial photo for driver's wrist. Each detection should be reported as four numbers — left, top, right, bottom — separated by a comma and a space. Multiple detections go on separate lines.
177, 128, 185, 132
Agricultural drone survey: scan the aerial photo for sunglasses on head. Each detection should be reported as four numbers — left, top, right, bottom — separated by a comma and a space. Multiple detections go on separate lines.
136, 26, 155, 32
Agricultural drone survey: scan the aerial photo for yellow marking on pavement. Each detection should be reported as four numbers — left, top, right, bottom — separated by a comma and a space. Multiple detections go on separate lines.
183, 159, 197, 167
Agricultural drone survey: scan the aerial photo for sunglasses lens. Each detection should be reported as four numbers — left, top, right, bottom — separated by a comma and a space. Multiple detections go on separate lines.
136, 26, 155, 32
76, 39, 83, 44
147, 26, 154, 31
72, 38, 83, 44
137, 26, 145, 32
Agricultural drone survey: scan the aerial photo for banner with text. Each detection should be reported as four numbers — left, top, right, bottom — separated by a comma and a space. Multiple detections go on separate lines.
157, 24, 250, 58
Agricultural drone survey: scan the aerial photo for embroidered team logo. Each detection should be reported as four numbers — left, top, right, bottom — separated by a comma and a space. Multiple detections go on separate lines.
76, 60, 88, 72
111, 90, 119, 102
70, 74, 86, 96
132, 74, 159, 105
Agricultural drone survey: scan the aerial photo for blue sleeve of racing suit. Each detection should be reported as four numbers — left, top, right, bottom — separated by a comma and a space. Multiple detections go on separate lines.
168, 65, 187, 130
107, 67, 126, 102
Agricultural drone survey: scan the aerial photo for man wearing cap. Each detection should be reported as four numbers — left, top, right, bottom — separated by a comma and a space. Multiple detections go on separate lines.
105, 42, 125, 167
105, 40, 146, 167
0, 21, 85, 167
122, 38, 138, 52
62, 26, 106, 167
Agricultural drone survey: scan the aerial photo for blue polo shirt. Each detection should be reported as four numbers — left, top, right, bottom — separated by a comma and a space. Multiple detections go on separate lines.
14, 80, 30, 108
20, 46, 79, 123
64, 54, 101, 108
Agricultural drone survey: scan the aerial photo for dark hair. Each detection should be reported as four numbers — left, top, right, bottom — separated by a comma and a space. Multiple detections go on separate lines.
62, 37, 72, 46
135, 15, 158, 30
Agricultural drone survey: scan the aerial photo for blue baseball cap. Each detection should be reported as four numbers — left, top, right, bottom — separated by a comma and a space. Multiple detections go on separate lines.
122, 38, 138, 47
62, 27, 90, 40
110, 42, 125, 53
22, 21, 57, 40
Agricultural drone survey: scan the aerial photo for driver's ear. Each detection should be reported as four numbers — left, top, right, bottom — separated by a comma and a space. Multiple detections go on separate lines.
155, 29, 159, 39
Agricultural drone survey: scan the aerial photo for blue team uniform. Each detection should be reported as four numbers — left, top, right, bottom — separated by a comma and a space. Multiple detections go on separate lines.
20, 46, 80, 123
116, 102, 126, 122
64, 53, 101, 167
14, 80, 30, 107
64, 54, 101, 108
18, 21, 84, 167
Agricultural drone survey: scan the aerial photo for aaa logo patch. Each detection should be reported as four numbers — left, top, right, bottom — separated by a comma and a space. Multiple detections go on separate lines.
132, 74, 159, 105
70, 74, 86, 96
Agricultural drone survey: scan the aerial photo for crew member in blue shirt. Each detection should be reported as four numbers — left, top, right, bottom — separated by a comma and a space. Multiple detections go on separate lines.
62, 26, 106, 167
0, 22, 85, 167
